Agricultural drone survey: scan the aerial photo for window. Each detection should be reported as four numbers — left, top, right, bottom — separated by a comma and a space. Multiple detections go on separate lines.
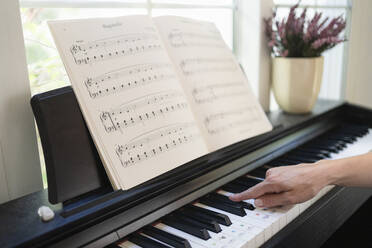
20, 0, 235, 187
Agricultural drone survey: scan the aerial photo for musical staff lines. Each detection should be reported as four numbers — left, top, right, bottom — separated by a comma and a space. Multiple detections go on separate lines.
192, 81, 249, 104
70, 32, 162, 65
180, 58, 236, 76
115, 123, 201, 167
84, 63, 176, 99
204, 107, 261, 134
168, 29, 224, 48
99, 91, 189, 133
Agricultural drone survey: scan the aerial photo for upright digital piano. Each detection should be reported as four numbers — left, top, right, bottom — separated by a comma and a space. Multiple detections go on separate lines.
1, 86, 372, 248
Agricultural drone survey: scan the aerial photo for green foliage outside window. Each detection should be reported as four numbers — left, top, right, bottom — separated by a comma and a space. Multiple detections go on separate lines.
21, 8, 70, 96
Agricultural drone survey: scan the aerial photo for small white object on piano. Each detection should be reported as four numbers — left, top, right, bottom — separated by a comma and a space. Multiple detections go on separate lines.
37, 206, 55, 222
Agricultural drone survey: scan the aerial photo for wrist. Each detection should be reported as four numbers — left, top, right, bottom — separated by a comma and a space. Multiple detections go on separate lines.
316, 158, 349, 186
313, 160, 338, 187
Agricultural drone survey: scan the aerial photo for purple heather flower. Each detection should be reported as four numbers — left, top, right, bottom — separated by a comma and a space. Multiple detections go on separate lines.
264, 2, 346, 57
311, 37, 343, 50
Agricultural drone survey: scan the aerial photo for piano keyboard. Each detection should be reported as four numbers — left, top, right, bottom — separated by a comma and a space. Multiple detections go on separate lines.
106, 125, 372, 248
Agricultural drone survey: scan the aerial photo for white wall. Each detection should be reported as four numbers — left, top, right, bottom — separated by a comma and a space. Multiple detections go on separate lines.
345, 0, 372, 108
0, 0, 43, 203
235, 0, 274, 112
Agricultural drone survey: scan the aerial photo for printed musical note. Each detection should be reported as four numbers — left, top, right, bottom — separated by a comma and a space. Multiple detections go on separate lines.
84, 63, 176, 99
180, 58, 236, 76
99, 91, 189, 133
70, 32, 162, 65
192, 82, 249, 104
204, 107, 261, 134
115, 123, 201, 167
168, 29, 224, 48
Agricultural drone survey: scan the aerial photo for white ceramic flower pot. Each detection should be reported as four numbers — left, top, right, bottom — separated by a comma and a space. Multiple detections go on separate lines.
272, 56, 324, 114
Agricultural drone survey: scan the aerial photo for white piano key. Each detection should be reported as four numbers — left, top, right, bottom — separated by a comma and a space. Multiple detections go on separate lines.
254, 208, 283, 234
285, 205, 300, 223
298, 202, 307, 212
117, 240, 142, 248
219, 225, 256, 248
242, 197, 288, 232
230, 220, 265, 247
323, 185, 335, 193
269, 207, 288, 229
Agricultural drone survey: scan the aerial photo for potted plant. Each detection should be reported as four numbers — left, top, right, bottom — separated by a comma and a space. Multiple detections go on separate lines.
264, 4, 346, 113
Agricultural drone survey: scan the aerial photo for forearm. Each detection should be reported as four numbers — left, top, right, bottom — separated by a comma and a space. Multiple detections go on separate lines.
320, 152, 372, 187
230, 152, 372, 207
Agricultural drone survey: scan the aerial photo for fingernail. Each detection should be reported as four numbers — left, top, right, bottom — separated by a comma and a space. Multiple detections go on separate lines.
255, 199, 264, 207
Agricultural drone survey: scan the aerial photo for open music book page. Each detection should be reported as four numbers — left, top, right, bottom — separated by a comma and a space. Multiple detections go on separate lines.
154, 16, 273, 151
48, 16, 209, 190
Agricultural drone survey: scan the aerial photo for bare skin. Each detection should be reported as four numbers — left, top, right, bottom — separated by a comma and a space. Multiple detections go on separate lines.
229, 152, 372, 208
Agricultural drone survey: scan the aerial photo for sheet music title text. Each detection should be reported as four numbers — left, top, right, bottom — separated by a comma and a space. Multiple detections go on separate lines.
102, 22, 123, 29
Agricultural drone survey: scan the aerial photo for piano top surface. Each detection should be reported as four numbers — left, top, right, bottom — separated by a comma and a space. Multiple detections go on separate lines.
0, 98, 356, 247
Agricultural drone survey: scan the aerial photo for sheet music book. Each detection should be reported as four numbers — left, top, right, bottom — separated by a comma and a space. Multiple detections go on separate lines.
48, 15, 272, 190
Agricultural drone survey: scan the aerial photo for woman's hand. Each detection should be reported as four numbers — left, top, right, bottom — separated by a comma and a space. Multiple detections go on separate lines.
229, 161, 330, 208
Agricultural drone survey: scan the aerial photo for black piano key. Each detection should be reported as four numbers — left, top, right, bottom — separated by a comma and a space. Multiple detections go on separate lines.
351, 126, 370, 135
326, 136, 354, 144
283, 155, 318, 164
142, 226, 192, 248
329, 134, 357, 142
207, 192, 255, 211
275, 158, 301, 165
199, 197, 246, 217
296, 147, 331, 157
311, 140, 345, 150
338, 132, 363, 138
180, 208, 226, 229
184, 205, 232, 226
128, 233, 170, 248
315, 140, 345, 150
173, 211, 222, 233
221, 182, 249, 193
162, 216, 211, 240
267, 160, 287, 167
247, 167, 268, 178
304, 144, 339, 153
205, 193, 244, 207
233, 176, 261, 188
316, 137, 345, 144
311, 139, 343, 148
352, 124, 370, 129
289, 151, 327, 160
333, 140, 348, 148
221, 182, 244, 193
335, 128, 365, 137
243, 202, 256, 211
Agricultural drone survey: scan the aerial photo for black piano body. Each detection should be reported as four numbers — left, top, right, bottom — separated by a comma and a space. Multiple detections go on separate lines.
1, 86, 372, 248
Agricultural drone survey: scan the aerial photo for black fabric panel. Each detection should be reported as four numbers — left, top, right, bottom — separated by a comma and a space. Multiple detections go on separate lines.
31, 86, 111, 204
